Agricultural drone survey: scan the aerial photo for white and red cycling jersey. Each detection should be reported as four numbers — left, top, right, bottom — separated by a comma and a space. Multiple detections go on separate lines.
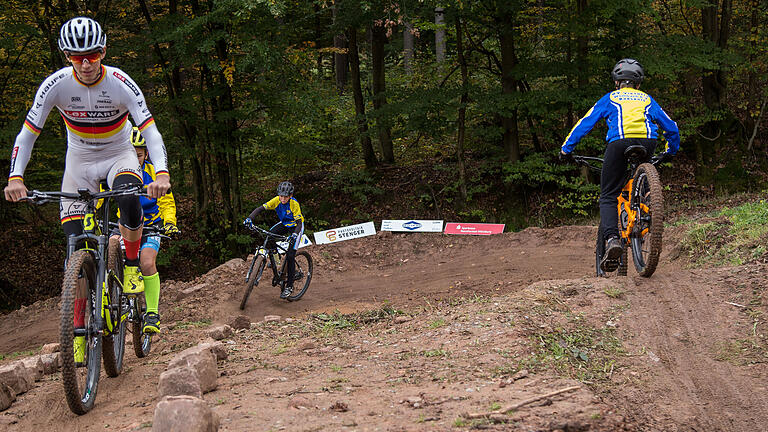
8, 64, 168, 181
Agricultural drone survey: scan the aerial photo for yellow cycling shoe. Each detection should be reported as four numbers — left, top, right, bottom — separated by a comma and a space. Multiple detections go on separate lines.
123, 265, 144, 294
74, 335, 86, 366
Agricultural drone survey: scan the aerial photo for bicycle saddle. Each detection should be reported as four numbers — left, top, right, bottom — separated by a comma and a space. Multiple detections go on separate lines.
624, 145, 648, 161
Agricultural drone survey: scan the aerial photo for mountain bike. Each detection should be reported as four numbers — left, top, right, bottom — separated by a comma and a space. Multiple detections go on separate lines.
571, 145, 665, 278
24, 184, 151, 414
107, 221, 170, 360
241, 225, 313, 309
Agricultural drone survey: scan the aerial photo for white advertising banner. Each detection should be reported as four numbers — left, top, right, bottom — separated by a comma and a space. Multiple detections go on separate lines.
381, 219, 444, 232
313, 221, 377, 245
277, 234, 313, 250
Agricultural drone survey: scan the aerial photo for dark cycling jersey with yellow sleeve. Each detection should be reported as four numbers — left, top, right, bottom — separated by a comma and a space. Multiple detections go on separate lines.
263, 196, 303, 228
562, 88, 680, 155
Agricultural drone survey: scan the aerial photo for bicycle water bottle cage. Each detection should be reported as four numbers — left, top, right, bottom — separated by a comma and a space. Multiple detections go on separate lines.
624, 145, 648, 164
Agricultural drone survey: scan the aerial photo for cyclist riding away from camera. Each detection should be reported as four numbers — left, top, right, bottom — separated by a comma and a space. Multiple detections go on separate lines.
243, 181, 304, 299
559, 59, 679, 273
108, 127, 179, 333
3, 17, 171, 363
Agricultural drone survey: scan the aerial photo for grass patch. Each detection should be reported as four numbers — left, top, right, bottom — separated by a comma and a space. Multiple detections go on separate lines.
680, 199, 768, 267
429, 317, 447, 329
421, 348, 449, 357
504, 322, 625, 384
172, 319, 212, 330
603, 286, 625, 299
0, 348, 39, 362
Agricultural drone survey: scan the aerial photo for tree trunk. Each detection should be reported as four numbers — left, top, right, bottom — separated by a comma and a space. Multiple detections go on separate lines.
371, 22, 394, 164
499, 27, 520, 163
700, 0, 732, 163
348, 28, 378, 169
403, 21, 414, 75
576, 0, 589, 88
332, 2, 348, 92
435, 8, 446, 63
455, 15, 468, 202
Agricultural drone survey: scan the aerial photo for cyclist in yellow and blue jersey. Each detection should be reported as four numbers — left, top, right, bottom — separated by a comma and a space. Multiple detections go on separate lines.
108, 127, 179, 333
243, 181, 304, 299
560, 59, 679, 273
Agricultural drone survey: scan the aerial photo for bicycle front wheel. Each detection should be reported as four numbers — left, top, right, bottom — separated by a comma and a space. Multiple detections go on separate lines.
103, 240, 126, 377
60, 249, 101, 415
287, 251, 313, 301
630, 163, 664, 277
240, 256, 265, 310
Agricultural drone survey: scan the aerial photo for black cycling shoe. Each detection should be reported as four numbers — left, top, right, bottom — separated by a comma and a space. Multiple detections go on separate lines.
142, 312, 161, 334
600, 237, 624, 273
280, 285, 293, 299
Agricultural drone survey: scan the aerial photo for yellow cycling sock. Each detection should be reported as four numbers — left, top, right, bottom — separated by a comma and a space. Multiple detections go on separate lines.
143, 272, 160, 314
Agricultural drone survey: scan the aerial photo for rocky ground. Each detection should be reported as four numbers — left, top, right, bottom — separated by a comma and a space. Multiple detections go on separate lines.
0, 224, 766, 431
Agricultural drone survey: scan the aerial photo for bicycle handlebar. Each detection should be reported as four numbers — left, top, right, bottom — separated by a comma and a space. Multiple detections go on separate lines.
246, 225, 289, 242
23, 185, 147, 205
571, 154, 665, 172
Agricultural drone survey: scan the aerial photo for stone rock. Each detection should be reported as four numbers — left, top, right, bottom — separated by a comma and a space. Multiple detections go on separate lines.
0, 383, 15, 411
298, 341, 316, 351
375, 230, 392, 238
168, 346, 218, 393
198, 339, 228, 361
21, 356, 44, 381
0, 362, 33, 395
330, 401, 349, 412
228, 315, 251, 330
40, 343, 60, 354
394, 315, 412, 324
212, 258, 244, 274
181, 284, 206, 296
158, 366, 203, 398
263, 315, 281, 322
152, 395, 219, 432
205, 325, 232, 341
288, 396, 313, 410
40, 353, 60, 375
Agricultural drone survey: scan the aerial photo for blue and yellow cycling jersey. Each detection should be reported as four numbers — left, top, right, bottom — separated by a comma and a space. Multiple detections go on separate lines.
139, 161, 176, 226
562, 88, 680, 155
263, 196, 303, 227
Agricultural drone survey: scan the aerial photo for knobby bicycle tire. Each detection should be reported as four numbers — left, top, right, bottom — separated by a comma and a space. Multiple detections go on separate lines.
103, 240, 126, 377
287, 251, 313, 301
240, 255, 265, 310
595, 226, 606, 278
60, 249, 101, 415
630, 163, 664, 277
132, 295, 151, 358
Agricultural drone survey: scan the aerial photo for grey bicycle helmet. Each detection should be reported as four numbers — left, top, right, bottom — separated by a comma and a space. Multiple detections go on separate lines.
58, 17, 106, 53
611, 58, 644, 83
276, 181, 294, 196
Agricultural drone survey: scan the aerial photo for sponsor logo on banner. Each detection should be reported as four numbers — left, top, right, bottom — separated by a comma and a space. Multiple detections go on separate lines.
444, 222, 504, 235
314, 221, 376, 245
381, 220, 443, 232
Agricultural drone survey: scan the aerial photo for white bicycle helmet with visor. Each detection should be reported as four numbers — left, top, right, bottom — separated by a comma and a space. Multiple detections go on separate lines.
58, 17, 107, 53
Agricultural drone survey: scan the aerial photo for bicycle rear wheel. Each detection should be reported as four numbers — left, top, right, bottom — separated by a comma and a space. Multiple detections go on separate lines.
630, 163, 664, 277
132, 295, 151, 358
60, 250, 101, 415
287, 251, 313, 301
240, 256, 265, 310
595, 226, 606, 277
103, 240, 126, 377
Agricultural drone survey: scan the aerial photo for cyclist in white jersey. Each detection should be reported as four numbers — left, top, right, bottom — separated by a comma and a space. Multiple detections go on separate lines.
4, 17, 171, 357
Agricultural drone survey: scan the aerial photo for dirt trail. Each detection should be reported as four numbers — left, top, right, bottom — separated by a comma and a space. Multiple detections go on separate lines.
0, 225, 766, 431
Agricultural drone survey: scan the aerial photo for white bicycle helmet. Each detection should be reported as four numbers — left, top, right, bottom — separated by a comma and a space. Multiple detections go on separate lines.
58, 17, 107, 53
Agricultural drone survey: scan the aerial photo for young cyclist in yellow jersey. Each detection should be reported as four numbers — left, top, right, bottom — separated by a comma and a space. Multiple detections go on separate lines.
243, 181, 304, 299
108, 127, 179, 333
559, 59, 679, 273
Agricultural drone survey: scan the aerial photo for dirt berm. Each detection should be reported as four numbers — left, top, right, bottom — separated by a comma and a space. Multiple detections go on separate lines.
0, 225, 766, 431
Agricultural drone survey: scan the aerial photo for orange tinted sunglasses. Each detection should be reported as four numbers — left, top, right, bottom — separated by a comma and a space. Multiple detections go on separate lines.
69, 51, 102, 64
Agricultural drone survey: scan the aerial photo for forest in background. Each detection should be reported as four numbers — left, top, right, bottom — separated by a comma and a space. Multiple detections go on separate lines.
1, 0, 767, 309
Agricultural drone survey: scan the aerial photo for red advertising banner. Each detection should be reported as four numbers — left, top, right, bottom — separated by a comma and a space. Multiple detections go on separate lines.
444, 222, 505, 235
